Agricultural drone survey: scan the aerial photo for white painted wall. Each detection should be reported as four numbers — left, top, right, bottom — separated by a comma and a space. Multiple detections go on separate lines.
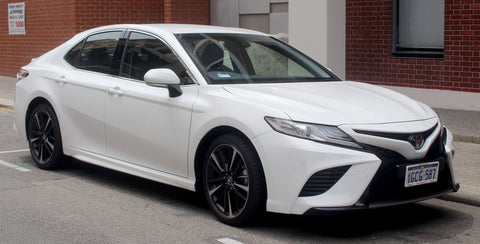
289, 0, 346, 79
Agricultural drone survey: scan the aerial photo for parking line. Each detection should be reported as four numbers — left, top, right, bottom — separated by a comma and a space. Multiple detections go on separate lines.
0, 149, 29, 155
217, 238, 244, 244
0, 159, 31, 172
0, 107, 14, 113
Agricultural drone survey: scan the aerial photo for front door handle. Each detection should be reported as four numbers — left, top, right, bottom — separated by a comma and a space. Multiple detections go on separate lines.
106, 87, 124, 96
54, 76, 68, 85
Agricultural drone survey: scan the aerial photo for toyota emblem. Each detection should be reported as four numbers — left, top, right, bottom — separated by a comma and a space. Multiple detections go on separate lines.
408, 134, 425, 150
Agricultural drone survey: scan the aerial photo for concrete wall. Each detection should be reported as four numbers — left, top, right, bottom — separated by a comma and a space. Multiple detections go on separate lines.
289, 0, 346, 79
211, 0, 288, 35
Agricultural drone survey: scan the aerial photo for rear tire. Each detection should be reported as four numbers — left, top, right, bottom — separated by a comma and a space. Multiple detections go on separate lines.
27, 104, 66, 170
203, 134, 266, 226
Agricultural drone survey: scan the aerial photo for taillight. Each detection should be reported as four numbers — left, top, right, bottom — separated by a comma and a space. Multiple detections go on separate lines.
17, 69, 29, 81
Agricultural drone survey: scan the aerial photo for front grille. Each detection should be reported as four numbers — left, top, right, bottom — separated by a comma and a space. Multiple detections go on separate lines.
299, 166, 351, 197
357, 134, 454, 206
354, 123, 437, 142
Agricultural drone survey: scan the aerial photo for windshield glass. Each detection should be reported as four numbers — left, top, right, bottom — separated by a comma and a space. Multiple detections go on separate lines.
176, 33, 340, 84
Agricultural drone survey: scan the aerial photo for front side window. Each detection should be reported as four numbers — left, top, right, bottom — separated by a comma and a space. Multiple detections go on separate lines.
68, 31, 122, 74
393, 0, 444, 58
121, 32, 190, 84
176, 33, 339, 84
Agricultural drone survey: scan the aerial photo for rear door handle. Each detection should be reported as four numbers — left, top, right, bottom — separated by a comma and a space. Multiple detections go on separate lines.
106, 87, 124, 96
54, 76, 68, 85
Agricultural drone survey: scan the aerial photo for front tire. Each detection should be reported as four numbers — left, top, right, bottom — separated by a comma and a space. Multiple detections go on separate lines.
203, 134, 266, 226
27, 104, 65, 170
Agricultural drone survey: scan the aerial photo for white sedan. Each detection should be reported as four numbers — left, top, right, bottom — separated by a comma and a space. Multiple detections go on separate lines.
14, 24, 459, 226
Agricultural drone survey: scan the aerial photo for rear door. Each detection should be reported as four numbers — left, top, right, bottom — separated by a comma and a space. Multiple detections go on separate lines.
58, 31, 123, 154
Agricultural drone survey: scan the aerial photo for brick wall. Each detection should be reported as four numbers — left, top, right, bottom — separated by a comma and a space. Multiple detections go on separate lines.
164, 0, 210, 24
346, 0, 480, 93
0, 0, 209, 77
0, 0, 76, 77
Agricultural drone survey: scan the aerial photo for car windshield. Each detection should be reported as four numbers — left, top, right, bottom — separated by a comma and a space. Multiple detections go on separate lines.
176, 33, 340, 84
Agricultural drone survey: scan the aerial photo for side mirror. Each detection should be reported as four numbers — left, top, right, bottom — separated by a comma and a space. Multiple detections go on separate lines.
144, 68, 182, 98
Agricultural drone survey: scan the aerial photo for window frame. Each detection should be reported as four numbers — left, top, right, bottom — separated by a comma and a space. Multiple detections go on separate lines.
392, 0, 444, 59
63, 30, 125, 75
118, 30, 196, 85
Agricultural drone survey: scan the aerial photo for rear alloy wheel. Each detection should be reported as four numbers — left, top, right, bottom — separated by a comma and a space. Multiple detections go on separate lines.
203, 134, 266, 226
27, 104, 65, 169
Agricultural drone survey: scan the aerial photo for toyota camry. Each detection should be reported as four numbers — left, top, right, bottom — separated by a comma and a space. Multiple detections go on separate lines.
14, 24, 459, 226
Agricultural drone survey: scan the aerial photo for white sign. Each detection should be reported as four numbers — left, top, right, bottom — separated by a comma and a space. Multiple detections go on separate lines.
8, 2, 25, 35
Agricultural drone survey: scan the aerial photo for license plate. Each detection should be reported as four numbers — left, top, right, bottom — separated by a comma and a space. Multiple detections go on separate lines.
405, 162, 439, 187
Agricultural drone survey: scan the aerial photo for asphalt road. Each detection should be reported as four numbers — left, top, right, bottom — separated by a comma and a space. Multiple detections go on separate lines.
1, 109, 480, 243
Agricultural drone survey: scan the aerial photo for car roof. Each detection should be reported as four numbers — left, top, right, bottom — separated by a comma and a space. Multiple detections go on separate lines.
86, 24, 266, 35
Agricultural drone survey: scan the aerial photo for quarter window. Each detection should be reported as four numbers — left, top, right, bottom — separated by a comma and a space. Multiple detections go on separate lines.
393, 0, 444, 58
121, 32, 190, 84
75, 31, 122, 74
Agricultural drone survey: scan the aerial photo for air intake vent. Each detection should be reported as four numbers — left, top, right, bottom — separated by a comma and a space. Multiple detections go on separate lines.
299, 166, 351, 197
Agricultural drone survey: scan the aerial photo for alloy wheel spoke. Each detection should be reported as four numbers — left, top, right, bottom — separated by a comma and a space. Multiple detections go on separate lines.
44, 139, 54, 155
208, 184, 223, 198
29, 136, 41, 144
227, 191, 233, 216
234, 182, 249, 193
229, 149, 238, 171
39, 142, 45, 162
232, 187, 247, 201
211, 153, 225, 173
34, 113, 42, 131
43, 117, 52, 133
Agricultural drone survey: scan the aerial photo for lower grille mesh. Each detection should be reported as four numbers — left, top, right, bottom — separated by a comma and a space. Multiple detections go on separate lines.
299, 166, 351, 197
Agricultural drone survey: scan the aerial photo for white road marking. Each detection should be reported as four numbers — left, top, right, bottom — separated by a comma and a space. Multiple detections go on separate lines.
217, 238, 244, 244
0, 159, 32, 172
0, 149, 29, 155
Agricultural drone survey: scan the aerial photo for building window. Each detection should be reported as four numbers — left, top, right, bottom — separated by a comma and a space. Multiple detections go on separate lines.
393, 0, 444, 58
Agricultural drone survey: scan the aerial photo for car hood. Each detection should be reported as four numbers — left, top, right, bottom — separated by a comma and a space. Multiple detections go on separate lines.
222, 81, 437, 125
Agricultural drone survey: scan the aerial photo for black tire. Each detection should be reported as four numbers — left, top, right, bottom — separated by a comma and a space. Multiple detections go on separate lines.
27, 104, 66, 170
203, 134, 267, 226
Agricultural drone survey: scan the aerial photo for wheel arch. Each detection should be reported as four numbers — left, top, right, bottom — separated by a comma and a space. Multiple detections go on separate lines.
25, 97, 55, 136
193, 126, 266, 194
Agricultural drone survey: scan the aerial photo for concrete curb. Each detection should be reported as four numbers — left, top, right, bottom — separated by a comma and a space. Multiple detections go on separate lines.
453, 135, 480, 144
438, 184, 480, 208
0, 98, 14, 107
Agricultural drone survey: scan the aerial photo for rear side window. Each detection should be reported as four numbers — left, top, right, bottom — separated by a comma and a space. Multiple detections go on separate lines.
65, 31, 122, 75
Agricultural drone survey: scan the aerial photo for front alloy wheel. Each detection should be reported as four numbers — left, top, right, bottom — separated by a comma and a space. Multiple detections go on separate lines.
203, 134, 266, 226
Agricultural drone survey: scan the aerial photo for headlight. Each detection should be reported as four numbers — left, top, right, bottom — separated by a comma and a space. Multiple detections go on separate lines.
264, 117, 362, 149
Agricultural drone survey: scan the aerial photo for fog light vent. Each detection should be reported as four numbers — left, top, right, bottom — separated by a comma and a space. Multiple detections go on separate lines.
299, 166, 351, 197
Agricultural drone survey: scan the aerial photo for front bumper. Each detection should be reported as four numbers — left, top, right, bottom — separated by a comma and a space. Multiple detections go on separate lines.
253, 125, 458, 215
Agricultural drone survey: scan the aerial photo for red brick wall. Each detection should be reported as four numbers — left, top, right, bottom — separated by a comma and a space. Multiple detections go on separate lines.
74, 0, 164, 32
346, 0, 480, 93
0, 0, 77, 76
0, 0, 210, 77
164, 0, 210, 24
